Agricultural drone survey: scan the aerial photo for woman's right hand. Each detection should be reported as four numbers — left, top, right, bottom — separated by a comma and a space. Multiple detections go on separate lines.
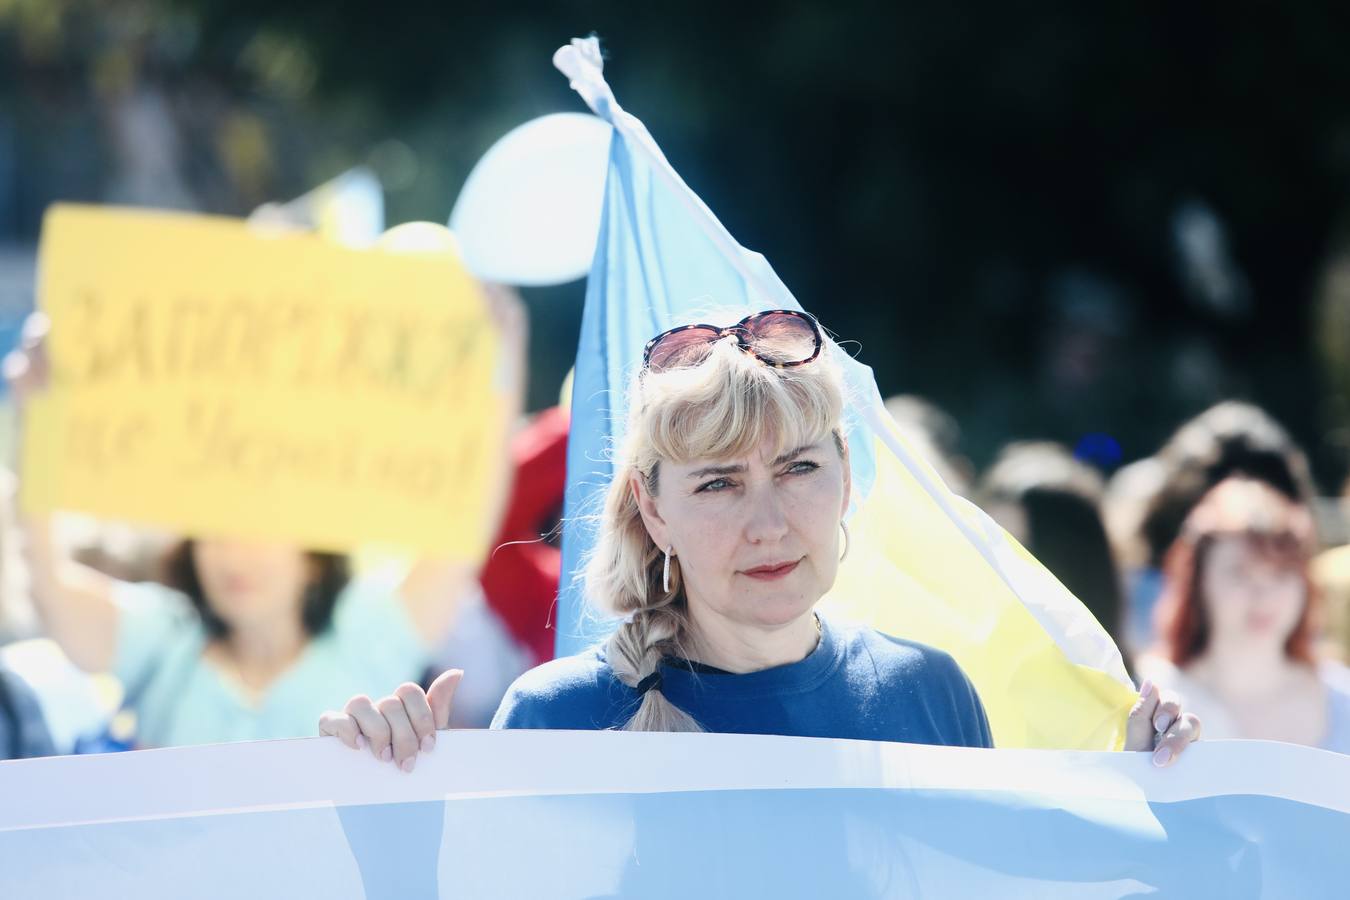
319, 668, 463, 772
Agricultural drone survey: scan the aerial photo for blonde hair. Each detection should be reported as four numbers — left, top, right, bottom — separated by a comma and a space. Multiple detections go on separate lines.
584, 334, 846, 731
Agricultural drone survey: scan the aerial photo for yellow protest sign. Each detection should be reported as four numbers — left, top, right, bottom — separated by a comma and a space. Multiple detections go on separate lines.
22, 205, 504, 558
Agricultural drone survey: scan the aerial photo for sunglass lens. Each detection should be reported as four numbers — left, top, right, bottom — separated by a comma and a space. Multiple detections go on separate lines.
647, 326, 722, 371
744, 312, 819, 364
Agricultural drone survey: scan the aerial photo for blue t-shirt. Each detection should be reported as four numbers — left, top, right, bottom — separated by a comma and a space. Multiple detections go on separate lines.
491, 616, 993, 748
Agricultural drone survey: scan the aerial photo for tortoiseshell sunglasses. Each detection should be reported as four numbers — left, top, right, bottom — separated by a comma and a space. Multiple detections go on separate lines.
642, 309, 823, 372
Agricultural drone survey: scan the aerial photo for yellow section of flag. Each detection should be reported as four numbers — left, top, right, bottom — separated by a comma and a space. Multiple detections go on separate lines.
825, 424, 1136, 749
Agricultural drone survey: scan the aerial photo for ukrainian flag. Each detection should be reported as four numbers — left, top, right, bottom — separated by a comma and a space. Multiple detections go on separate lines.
552, 38, 1135, 749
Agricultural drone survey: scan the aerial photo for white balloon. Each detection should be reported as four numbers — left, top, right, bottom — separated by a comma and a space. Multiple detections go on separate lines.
450, 112, 613, 287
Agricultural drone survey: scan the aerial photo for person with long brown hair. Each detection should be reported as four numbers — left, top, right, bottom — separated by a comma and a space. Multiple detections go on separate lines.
1137, 477, 1350, 751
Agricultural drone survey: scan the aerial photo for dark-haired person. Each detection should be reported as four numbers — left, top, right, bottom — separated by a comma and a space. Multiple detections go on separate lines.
978, 442, 1125, 651
1137, 477, 1350, 752
5, 290, 526, 749
0, 664, 55, 759
1123, 402, 1318, 651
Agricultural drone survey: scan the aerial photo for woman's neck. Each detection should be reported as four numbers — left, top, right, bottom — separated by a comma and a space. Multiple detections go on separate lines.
684, 607, 820, 674
1189, 639, 1307, 700
212, 617, 308, 690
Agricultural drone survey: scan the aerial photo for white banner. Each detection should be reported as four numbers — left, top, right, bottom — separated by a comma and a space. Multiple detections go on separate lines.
1, 733, 1347, 898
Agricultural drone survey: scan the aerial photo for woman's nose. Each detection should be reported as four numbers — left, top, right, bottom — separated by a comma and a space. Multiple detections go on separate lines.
743, 485, 790, 544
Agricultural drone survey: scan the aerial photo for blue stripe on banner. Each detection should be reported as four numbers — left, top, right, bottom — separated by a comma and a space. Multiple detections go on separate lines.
444, 789, 1350, 898
337, 800, 444, 898
4, 788, 1346, 898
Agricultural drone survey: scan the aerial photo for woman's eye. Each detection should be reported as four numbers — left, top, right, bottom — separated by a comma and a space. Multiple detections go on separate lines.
785, 460, 819, 475
696, 478, 732, 493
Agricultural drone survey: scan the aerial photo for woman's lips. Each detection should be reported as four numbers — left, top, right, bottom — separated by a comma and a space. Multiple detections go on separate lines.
741, 559, 801, 581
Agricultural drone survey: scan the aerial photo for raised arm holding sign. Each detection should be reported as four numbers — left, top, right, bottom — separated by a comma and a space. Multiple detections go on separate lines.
8, 205, 525, 748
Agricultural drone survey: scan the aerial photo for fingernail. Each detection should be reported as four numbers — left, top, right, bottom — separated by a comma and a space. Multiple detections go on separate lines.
1153, 747, 1173, 767
380, 746, 393, 762
1154, 714, 1173, 733
401, 757, 416, 774
1139, 679, 1154, 698
355, 735, 366, 751
421, 735, 435, 753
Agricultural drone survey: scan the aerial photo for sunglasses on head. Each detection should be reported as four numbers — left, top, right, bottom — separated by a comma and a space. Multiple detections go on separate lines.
642, 309, 823, 372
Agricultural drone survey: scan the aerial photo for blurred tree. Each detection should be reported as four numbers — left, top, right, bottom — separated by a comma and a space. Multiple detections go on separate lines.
5, 1, 1350, 484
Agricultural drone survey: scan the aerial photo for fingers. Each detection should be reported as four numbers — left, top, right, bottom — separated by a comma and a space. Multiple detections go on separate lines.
1126, 681, 1201, 767
1152, 690, 1182, 736
1153, 712, 1202, 768
1124, 679, 1162, 751
395, 682, 438, 755
377, 695, 421, 773
427, 669, 464, 731
330, 679, 464, 773
318, 711, 362, 750
344, 694, 392, 764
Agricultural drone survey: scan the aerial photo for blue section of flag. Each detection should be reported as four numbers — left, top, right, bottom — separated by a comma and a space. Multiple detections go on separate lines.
555, 83, 877, 658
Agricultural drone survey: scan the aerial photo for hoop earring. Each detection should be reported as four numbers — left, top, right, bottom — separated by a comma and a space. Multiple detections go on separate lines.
663, 546, 673, 593
839, 521, 850, 563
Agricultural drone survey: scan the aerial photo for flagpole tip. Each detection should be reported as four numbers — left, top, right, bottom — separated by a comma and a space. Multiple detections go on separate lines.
554, 37, 618, 122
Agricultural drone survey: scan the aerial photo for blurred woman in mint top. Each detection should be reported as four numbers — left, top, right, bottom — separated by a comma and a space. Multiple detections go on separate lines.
323, 310, 1200, 771
7, 288, 525, 749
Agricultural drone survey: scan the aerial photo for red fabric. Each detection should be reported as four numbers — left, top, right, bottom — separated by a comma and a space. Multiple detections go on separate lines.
480, 406, 569, 664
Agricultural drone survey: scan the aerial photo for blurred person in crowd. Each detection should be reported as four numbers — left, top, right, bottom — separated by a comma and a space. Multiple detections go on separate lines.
479, 404, 568, 666
0, 467, 57, 759
1, 467, 126, 755
1120, 402, 1317, 658
0, 665, 54, 759
3, 289, 526, 749
884, 394, 974, 496
0, 468, 26, 643
430, 404, 568, 727
1313, 476, 1350, 663
1, 464, 173, 643
1103, 455, 1169, 655
1137, 477, 1350, 751
1141, 402, 1316, 560
978, 442, 1125, 649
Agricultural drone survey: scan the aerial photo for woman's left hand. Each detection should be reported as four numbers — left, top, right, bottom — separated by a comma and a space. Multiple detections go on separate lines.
1125, 679, 1201, 766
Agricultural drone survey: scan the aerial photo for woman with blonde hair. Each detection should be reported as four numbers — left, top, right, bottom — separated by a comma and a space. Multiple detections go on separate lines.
323, 310, 1197, 768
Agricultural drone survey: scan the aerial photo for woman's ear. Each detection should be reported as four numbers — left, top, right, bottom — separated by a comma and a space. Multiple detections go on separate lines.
631, 472, 671, 551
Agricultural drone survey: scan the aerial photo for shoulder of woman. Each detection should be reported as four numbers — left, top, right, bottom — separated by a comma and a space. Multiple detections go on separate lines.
849, 625, 969, 680
491, 649, 620, 729
507, 650, 613, 697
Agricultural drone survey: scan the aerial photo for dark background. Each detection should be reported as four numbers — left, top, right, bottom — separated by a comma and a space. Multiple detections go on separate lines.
4, 1, 1350, 490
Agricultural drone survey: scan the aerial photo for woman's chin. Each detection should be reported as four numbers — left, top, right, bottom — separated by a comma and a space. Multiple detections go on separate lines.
740, 595, 818, 629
